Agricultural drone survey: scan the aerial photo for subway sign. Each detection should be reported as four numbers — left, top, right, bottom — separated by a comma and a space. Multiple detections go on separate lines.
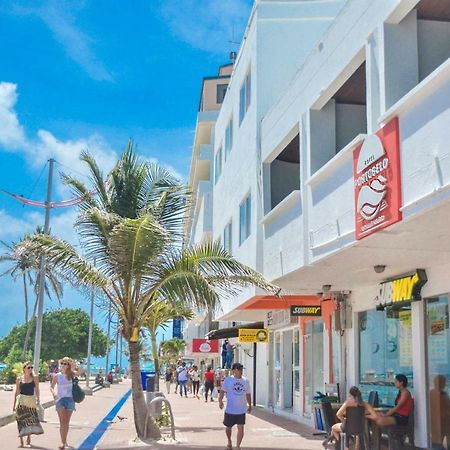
290, 305, 322, 317
376, 269, 427, 308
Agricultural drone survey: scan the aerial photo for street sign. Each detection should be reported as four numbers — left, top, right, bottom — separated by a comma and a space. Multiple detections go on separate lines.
290, 305, 322, 316
238, 328, 269, 343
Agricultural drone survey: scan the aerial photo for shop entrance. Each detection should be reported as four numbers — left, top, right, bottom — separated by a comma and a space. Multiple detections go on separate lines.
303, 319, 324, 416
282, 329, 293, 408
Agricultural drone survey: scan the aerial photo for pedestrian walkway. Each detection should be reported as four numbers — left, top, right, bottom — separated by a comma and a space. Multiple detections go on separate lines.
96, 382, 324, 450
0, 379, 130, 449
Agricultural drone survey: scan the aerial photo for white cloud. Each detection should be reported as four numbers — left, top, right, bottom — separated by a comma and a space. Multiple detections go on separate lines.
0, 82, 26, 149
160, 0, 252, 54
0, 210, 36, 241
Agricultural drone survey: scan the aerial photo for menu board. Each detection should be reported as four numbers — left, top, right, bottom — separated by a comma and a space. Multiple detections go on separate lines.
399, 311, 412, 367
428, 303, 448, 367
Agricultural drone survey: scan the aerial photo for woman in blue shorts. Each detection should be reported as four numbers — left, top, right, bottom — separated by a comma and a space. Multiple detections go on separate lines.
51, 357, 79, 449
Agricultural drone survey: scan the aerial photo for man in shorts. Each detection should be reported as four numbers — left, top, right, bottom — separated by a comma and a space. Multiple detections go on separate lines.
218, 362, 252, 450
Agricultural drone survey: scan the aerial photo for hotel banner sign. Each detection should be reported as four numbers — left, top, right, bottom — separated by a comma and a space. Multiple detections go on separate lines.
192, 339, 219, 353
290, 305, 322, 316
353, 118, 402, 240
238, 328, 269, 343
376, 269, 427, 308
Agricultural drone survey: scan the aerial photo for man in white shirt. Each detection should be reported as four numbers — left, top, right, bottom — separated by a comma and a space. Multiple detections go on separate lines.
218, 362, 252, 450
176, 362, 188, 397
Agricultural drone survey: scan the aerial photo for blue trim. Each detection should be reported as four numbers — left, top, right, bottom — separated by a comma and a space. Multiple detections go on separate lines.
77, 389, 132, 450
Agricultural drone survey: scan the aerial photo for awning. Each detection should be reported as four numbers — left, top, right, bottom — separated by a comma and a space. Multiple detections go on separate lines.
206, 321, 264, 340
217, 295, 320, 321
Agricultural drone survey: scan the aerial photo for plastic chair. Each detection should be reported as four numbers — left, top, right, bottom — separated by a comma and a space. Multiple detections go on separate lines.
340, 406, 368, 450
368, 391, 379, 407
387, 401, 415, 450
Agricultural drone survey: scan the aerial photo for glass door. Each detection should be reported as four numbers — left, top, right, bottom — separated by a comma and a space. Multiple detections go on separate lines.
425, 295, 450, 450
293, 328, 301, 411
274, 332, 282, 407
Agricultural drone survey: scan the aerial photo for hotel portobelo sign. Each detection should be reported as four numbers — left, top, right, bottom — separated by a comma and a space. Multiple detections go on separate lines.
376, 269, 428, 308
290, 305, 322, 316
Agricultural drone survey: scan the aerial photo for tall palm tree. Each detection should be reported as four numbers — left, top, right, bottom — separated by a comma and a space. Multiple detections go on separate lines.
0, 233, 63, 357
17, 143, 276, 440
160, 337, 187, 364
143, 301, 193, 391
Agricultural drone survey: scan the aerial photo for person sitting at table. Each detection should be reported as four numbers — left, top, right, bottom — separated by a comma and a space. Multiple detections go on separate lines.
330, 386, 377, 449
375, 374, 413, 428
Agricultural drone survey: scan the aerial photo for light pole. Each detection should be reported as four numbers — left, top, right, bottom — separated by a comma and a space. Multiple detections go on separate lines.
84, 283, 95, 394
33, 159, 54, 372
105, 299, 112, 384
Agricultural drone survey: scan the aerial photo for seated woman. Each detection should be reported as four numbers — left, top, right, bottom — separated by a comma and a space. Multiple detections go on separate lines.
375, 374, 413, 428
330, 386, 377, 449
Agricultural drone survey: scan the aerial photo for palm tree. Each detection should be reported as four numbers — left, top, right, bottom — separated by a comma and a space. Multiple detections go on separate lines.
143, 301, 193, 390
17, 143, 276, 440
160, 337, 187, 364
0, 233, 63, 357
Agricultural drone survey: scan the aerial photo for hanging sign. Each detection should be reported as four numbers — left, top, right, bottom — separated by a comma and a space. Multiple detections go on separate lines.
376, 269, 427, 308
290, 305, 322, 316
238, 328, 269, 343
192, 339, 219, 353
353, 118, 402, 240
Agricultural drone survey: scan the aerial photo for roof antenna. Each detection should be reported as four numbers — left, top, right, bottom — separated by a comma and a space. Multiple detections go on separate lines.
228, 23, 239, 63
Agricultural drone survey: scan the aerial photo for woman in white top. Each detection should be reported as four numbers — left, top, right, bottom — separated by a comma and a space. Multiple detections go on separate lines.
191, 365, 200, 398
50, 357, 80, 449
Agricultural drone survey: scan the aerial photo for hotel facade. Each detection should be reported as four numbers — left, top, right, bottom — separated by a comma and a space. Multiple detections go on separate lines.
185, 1, 450, 448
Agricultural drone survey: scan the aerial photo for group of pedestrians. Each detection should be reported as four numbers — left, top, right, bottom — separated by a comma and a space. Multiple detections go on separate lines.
12, 356, 81, 449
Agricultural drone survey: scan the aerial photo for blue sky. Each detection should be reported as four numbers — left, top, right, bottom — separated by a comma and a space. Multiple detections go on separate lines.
0, 0, 253, 353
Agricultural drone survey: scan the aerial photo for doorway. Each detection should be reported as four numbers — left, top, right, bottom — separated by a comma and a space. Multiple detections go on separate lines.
283, 329, 293, 408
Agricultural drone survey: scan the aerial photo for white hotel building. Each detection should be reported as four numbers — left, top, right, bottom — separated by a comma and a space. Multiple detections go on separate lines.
185, 1, 450, 448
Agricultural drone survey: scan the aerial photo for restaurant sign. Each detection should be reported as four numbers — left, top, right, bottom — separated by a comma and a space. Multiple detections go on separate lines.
290, 305, 322, 316
238, 328, 269, 343
353, 118, 402, 240
376, 269, 427, 308
192, 338, 219, 353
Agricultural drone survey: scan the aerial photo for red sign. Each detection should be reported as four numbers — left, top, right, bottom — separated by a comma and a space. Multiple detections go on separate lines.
192, 339, 219, 353
353, 118, 402, 240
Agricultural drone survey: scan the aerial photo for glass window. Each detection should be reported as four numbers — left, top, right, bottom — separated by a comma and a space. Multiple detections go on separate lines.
214, 146, 222, 184
225, 118, 233, 157
274, 332, 281, 407
239, 84, 246, 125
293, 329, 300, 394
216, 83, 228, 103
331, 314, 341, 384
359, 308, 413, 404
426, 295, 450, 449
223, 221, 232, 254
239, 193, 251, 245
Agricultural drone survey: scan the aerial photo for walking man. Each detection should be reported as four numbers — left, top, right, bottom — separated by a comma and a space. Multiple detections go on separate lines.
177, 361, 188, 397
218, 363, 251, 450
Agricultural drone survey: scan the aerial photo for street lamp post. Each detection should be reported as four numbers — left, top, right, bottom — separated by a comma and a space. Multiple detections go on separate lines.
33, 159, 54, 372
105, 299, 112, 386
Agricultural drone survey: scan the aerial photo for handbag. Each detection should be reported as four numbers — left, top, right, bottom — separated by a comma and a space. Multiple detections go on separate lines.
72, 377, 85, 403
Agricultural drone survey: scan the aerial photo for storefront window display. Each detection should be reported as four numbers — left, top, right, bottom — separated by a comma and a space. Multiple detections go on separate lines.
426, 295, 450, 450
359, 308, 413, 404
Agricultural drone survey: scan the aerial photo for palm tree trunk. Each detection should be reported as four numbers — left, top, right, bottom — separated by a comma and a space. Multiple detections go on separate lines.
23, 272, 29, 324
128, 340, 161, 440
22, 296, 38, 358
150, 330, 160, 392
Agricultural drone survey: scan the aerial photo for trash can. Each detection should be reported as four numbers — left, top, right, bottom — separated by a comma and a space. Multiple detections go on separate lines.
146, 374, 156, 393
140, 371, 151, 390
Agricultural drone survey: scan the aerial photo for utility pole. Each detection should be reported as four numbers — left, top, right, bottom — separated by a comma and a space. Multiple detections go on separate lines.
105, 299, 112, 382
33, 159, 54, 372
84, 283, 95, 394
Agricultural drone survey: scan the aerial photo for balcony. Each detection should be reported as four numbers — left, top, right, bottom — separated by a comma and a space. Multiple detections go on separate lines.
262, 190, 303, 281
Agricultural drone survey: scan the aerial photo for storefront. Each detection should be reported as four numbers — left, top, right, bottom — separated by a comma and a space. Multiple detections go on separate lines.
353, 268, 450, 448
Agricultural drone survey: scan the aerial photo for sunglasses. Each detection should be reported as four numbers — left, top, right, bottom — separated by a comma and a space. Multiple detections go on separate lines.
26, 366, 33, 370
61, 362, 69, 366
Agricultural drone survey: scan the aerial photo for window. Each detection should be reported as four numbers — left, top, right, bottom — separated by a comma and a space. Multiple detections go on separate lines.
359, 308, 413, 403
214, 146, 222, 184
239, 193, 251, 245
223, 221, 232, 254
225, 118, 233, 158
216, 83, 228, 104
239, 70, 251, 125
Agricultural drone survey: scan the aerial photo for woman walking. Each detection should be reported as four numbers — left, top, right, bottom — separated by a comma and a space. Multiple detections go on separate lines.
51, 357, 79, 449
204, 365, 215, 402
13, 361, 44, 448
191, 365, 200, 399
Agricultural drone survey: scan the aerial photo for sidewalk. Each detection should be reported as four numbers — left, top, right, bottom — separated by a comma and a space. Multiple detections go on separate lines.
97, 384, 324, 450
